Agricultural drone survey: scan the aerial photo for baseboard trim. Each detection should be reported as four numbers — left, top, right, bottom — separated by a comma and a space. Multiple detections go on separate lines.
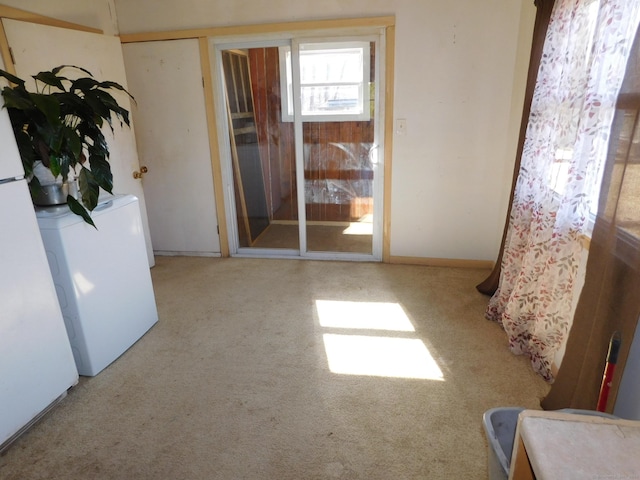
150, 251, 493, 268
388, 255, 494, 269
153, 251, 222, 258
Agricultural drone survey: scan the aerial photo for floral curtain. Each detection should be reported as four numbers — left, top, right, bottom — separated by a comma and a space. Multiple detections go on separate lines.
486, 0, 640, 381
476, 0, 556, 297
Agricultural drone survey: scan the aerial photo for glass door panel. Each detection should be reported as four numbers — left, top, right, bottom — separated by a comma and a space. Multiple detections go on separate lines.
221, 47, 299, 250
295, 41, 376, 254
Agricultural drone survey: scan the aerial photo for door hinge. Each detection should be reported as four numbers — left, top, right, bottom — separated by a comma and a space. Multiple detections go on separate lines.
217, 225, 219, 235
8, 47, 15, 65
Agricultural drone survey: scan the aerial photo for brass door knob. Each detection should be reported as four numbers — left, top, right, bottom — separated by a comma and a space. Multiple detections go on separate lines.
133, 166, 148, 179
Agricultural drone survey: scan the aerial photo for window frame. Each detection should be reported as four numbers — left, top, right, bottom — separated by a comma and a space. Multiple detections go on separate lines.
279, 41, 371, 123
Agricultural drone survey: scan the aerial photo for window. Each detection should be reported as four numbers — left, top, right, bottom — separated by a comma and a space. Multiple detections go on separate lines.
603, 72, 640, 241
279, 42, 371, 122
546, 0, 601, 219
547, 5, 640, 241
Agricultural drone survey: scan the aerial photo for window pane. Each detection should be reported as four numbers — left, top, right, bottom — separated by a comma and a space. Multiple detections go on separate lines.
299, 48, 364, 84
300, 84, 362, 115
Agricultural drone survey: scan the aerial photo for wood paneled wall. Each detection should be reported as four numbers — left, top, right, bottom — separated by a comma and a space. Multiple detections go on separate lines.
248, 46, 375, 222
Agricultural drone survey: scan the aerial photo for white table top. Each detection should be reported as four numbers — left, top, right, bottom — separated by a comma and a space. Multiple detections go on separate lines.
512, 410, 640, 480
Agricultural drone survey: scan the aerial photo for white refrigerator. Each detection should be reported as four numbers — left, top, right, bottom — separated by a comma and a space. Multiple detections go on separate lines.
0, 98, 79, 451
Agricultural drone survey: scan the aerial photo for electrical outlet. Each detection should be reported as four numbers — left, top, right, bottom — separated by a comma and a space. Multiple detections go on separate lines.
396, 118, 407, 136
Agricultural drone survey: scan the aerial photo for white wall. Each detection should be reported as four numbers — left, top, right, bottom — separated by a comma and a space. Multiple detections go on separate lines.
389, 2, 536, 260
5, 0, 537, 262
112, 0, 536, 262
0, 0, 119, 36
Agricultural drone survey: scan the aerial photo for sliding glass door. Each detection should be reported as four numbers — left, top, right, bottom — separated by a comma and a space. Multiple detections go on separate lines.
215, 33, 383, 260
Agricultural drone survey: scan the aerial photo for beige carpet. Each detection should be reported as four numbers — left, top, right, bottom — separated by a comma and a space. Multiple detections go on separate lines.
0, 257, 549, 479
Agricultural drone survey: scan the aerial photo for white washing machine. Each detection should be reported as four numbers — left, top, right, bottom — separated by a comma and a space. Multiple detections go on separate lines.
36, 194, 158, 376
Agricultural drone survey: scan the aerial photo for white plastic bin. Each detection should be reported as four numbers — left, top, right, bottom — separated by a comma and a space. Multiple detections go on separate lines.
482, 407, 618, 480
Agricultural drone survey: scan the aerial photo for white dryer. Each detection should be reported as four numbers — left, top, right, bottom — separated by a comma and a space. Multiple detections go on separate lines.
36, 194, 158, 376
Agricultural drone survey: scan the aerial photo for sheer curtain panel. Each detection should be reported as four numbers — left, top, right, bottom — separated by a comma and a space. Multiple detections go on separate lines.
486, 0, 640, 381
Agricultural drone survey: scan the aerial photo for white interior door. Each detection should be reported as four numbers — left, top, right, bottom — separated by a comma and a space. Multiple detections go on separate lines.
2, 18, 155, 266
121, 39, 220, 256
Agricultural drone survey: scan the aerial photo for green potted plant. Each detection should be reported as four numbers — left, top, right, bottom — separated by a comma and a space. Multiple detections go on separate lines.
0, 64, 134, 227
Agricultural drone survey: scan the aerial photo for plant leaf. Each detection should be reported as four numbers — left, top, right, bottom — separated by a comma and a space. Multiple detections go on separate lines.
48, 153, 62, 178
63, 124, 83, 161
0, 69, 25, 87
14, 130, 36, 172
52, 65, 93, 77
88, 153, 113, 193
79, 122, 108, 153
30, 93, 61, 126
70, 77, 99, 94
66, 195, 96, 228
33, 71, 67, 91
78, 166, 100, 211
1, 86, 34, 110
28, 175, 42, 199
97, 80, 136, 103
83, 90, 111, 124
35, 138, 51, 167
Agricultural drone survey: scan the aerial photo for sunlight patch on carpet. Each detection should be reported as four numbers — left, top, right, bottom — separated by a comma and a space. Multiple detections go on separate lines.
322, 334, 444, 380
316, 300, 444, 380
316, 300, 415, 331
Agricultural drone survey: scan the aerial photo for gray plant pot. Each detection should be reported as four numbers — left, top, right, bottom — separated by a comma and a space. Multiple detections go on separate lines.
32, 181, 78, 206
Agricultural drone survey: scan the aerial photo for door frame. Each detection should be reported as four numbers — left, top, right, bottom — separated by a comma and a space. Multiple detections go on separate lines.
211, 30, 387, 261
